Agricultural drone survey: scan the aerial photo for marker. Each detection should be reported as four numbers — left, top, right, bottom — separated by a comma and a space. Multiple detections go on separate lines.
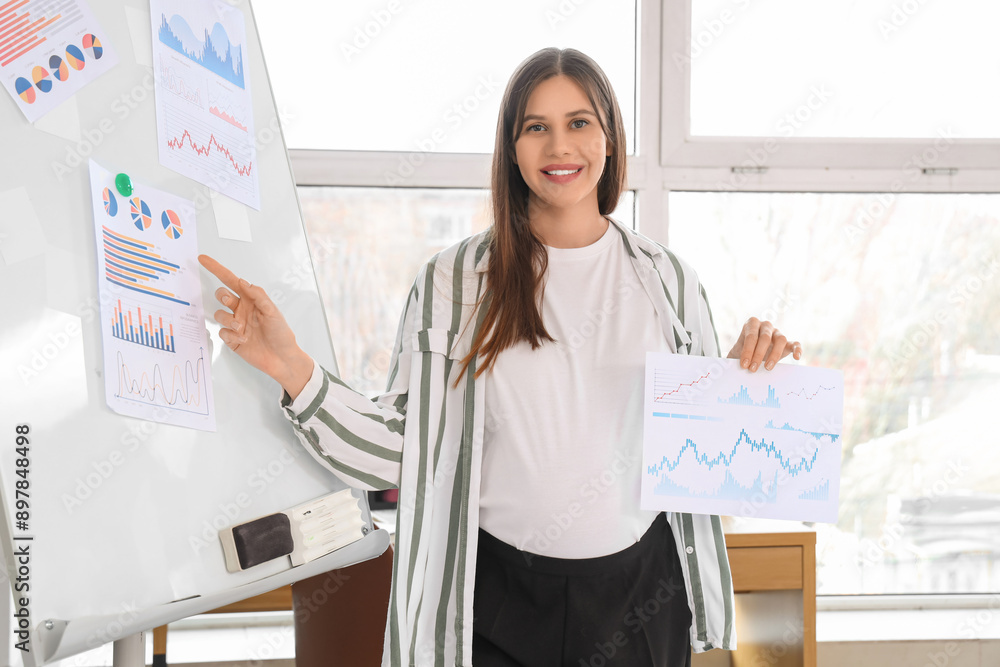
115, 172, 133, 197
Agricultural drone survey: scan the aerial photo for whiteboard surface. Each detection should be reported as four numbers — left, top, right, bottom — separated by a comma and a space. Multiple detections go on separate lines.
0, 0, 386, 662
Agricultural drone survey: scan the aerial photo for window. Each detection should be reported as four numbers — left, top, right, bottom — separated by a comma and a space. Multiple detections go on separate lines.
669, 191, 1000, 594
661, 0, 999, 597
254, 0, 638, 153
688, 0, 1000, 139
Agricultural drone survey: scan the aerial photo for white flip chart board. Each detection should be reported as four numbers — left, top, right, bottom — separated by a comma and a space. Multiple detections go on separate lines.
0, 1, 388, 664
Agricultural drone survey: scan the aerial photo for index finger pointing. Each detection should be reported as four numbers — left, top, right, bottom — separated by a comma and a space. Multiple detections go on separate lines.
199, 254, 244, 297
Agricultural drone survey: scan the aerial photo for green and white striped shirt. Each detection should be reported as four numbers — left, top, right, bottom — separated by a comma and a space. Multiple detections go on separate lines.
281, 217, 737, 666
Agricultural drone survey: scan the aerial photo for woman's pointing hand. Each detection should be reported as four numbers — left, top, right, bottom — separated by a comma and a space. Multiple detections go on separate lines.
199, 254, 314, 399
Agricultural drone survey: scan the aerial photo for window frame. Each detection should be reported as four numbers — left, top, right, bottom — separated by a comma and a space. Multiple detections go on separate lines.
659, 0, 1000, 196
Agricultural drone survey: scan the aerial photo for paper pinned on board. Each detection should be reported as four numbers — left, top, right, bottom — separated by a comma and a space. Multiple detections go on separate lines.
1, 0, 119, 123
150, 0, 260, 210
88, 159, 216, 432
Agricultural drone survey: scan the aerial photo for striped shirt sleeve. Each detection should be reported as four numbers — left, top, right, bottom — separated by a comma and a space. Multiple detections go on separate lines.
695, 280, 722, 358
278, 268, 425, 491
657, 246, 737, 652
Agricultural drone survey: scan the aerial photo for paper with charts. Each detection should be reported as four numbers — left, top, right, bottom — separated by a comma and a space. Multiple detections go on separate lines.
641, 353, 842, 523
1, 0, 119, 122
89, 160, 216, 431
150, 0, 259, 209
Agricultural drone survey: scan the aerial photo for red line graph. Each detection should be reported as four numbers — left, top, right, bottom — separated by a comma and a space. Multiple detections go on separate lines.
654, 373, 711, 402
166, 129, 253, 176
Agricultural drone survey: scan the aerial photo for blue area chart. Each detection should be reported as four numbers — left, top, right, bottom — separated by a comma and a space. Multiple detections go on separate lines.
158, 14, 245, 88
798, 479, 830, 501
719, 385, 781, 408
656, 469, 780, 503
765, 419, 840, 442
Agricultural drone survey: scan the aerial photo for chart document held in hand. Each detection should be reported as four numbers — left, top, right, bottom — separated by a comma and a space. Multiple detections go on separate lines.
641, 353, 843, 523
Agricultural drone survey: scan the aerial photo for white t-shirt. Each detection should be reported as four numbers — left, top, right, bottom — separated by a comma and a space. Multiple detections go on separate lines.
479, 221, 669, 558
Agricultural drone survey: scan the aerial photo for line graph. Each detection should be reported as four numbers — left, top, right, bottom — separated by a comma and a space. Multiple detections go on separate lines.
652, 370, 711, 403
158, 62, 202, 105
646, 429, 820, 478
207, 86, 249, 131
115, 347, 210, 414
166, 127, 252, 176
642, 353, 843, 522
157, 99, 258, 206
785, 385, 835, 400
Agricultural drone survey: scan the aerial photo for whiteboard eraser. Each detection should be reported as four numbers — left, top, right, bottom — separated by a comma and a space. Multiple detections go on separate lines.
218, 490, 368, 573
219, 512, 294, 573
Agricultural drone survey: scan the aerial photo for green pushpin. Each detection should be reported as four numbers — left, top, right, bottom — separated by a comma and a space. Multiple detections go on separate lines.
115, 172, 133, 197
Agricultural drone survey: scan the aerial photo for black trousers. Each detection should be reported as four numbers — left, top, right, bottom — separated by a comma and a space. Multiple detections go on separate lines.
472, 512, 692, 667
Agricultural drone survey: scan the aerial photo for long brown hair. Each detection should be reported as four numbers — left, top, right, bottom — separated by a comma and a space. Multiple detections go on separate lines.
455, 48, 628, 386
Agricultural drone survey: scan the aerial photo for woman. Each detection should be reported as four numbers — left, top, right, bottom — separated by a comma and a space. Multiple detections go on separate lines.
200, 48, 800, 667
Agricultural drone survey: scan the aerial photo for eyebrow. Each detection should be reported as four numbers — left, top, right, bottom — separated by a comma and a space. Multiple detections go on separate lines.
522, 109, 597, 123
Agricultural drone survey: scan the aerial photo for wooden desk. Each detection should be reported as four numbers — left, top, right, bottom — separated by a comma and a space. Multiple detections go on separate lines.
694, 532, 816, 667
154, 533, 815, 667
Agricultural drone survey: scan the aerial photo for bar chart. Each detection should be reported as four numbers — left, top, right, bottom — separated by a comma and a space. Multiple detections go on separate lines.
111, 300, 175, 353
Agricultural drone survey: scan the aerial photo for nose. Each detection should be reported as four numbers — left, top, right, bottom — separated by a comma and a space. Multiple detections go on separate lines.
545, 126, 572, 157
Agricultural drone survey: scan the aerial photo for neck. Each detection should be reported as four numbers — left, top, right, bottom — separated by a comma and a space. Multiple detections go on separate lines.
527, 194, 609, 249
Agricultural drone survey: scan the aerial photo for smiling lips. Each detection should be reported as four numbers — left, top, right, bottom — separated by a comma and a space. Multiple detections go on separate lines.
541, 163, 584, 184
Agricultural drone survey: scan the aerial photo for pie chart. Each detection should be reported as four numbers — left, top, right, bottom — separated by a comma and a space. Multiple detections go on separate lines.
32, 66, 52, 93
103, 188, 118, 216
49, 55, 69, 81
82, 34, 104, 60
66, 44, 85, 70
15, 78, 35, 104
161, 210, 183, 240
130, 197, 152, 230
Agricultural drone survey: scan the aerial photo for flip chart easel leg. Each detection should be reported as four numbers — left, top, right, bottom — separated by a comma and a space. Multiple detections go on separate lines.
112, 632, 144, 667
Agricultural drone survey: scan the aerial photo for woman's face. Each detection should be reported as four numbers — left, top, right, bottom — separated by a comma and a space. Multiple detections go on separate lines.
514, 74, 611, 215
